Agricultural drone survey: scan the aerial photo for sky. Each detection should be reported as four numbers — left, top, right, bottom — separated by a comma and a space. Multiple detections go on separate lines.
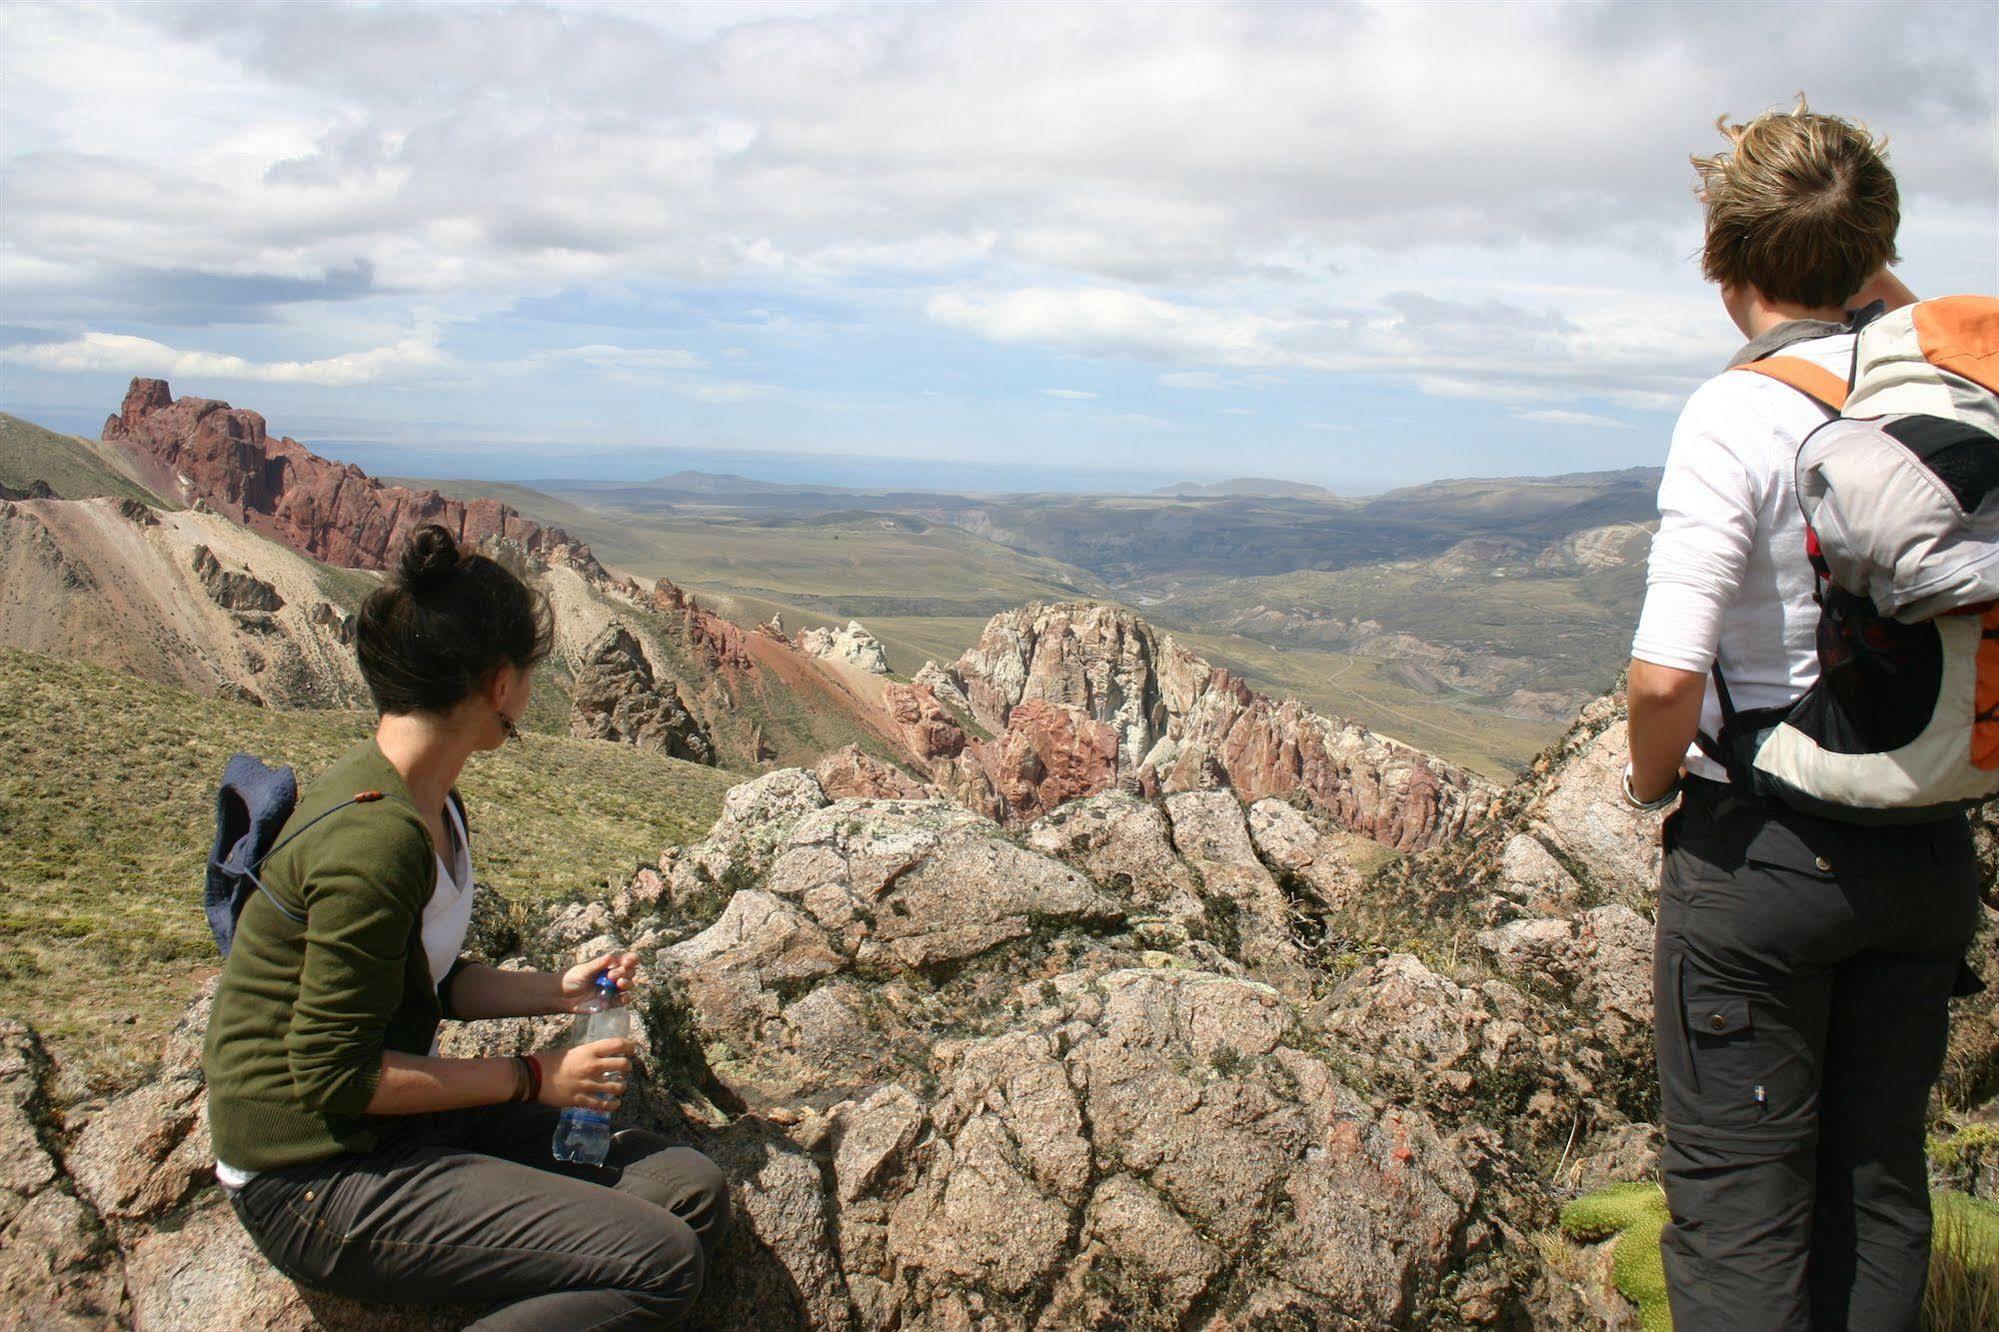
1, 0, 1993, 493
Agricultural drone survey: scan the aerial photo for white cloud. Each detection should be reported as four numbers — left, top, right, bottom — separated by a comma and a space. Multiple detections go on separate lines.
929, 288, 1298, 367
8, 3, 1984, 306
933, 283, 1728, 405
531, 344, 704, 372
0, 1, 1989, 426
1514, 408, 1631, 429
1040, 388, 1098, 399
0, 328, 446, 387
682, 379, 773, 404
1160, 369, 1289, 393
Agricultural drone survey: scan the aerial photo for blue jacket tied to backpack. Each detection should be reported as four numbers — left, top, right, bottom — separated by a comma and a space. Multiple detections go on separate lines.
205, 753, 299, 957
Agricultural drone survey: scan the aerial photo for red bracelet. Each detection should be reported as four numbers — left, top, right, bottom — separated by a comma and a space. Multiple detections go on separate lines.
521, 1053, 543, 1103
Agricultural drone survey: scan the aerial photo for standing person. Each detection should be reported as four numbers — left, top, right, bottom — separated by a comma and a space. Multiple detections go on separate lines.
1624, 101, 1982, 1330
204, 523, 729, 1329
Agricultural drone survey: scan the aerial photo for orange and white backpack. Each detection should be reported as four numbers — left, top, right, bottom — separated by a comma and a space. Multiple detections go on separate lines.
1700, 295, 1999, 823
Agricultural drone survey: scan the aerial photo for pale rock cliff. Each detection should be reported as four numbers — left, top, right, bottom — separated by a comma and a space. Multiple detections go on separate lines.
795, 621, 891, 675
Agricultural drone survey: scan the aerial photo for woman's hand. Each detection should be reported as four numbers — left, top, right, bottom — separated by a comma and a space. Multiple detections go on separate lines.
556, 950, 640, 1013
537, 1038, 633, 1112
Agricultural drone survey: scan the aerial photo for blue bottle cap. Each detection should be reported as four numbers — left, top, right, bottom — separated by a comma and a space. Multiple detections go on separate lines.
594, 971, 619, 996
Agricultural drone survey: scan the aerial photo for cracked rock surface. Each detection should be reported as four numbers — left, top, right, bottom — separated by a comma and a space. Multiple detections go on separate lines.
9, 690, 1993, 1329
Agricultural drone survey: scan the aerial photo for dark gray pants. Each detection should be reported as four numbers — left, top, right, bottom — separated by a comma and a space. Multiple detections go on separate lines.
228, 1102, 730, 1330
1654, 778, 1981, 1331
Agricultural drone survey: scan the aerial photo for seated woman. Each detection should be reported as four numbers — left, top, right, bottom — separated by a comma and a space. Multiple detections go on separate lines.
204, 523, 728, 1330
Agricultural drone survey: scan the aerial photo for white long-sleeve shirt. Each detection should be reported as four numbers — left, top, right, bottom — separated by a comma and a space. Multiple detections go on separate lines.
1631, 330, 1854, 781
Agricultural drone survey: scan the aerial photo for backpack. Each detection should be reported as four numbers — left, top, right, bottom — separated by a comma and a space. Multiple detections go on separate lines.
1700, 295, 1999, 824
204, 753, 386, 956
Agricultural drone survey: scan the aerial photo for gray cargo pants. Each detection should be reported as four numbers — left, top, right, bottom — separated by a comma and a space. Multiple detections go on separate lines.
1655, 776, 1982, 1331
228, 1102, 730, 1330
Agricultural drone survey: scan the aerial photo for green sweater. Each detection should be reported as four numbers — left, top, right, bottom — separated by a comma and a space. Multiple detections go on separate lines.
204, 739, 444, 1170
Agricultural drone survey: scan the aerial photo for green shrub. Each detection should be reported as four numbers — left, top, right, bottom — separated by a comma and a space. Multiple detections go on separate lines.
1929, 1193, 1999, 1332
1559, 1183, 1670, 1332
1562, 1183, 1999, 1332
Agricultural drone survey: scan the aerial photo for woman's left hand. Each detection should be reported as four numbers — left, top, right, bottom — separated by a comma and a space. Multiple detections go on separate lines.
556, 950, 640, 1012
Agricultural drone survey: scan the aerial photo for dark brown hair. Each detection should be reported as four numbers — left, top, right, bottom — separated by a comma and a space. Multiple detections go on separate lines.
355, 525, 553, 716
1693, 97, 1900, 309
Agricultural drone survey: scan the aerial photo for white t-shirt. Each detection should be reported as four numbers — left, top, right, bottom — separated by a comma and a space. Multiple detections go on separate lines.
215, 800, 476, 1190
1630, 331, 1854, 782
422, 798, 476, 990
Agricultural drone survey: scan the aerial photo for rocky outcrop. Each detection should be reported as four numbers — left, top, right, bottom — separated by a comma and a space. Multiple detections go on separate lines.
978, 698, 1122, 824
625, 576, 760, 676
0, 1020, 128, 1328
910, 660, 971, 714
35, 679, 1972, 1329
8, 646, 1991, 1331
910, 601, 1495, 848
569, 623, 715, 764
190, 544, 284, 613
811, 746, 935, 802
101, 379, 598, 575
0, 497, 375, 711
795, 621, 890, 675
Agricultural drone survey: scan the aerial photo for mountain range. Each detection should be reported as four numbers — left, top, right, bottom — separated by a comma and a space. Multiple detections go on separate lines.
4, 380, 1486, 846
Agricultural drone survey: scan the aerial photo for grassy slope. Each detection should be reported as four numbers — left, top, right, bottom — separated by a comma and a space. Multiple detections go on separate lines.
0, 413, 161, 505
0, 648, 739, 1087
570, 509, 1114, 614
1560, 1182, 1999, 1331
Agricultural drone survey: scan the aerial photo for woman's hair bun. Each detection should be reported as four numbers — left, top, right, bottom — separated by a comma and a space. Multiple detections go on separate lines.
399, 523, 462, 589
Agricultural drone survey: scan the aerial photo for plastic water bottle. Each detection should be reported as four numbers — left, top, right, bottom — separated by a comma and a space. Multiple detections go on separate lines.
551, 973, 629, 1166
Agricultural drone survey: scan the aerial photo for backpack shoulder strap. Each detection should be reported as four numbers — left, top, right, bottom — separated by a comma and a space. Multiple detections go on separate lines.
1732, 356, 1849, 413
1912, 296, 1999, 396
246, 790, 391, 924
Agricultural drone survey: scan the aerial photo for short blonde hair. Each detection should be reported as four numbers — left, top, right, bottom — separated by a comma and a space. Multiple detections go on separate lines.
1693, 96, 1899, 309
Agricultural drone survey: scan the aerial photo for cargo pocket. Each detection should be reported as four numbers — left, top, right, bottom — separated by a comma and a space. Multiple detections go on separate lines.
1674, 964, 1804, 1143
1688, 986, 1752, 1042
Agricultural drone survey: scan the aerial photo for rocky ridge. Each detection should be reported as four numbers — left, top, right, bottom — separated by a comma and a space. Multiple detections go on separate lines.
0, 495, 374, 710
10, 688, 1932, 1330
887, 602, 1494, 849
100, 379, 598, 576
41, 387, 1497, 847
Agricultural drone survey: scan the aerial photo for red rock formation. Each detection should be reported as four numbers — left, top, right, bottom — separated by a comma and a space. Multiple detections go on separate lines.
878, 682, 1123, 824
813, 745, 935, 801
1157, 673, 1463, 850
881, 682, 969, 762
625, 576, 759, 674
100, 378, 598, 574
979, 698, 1121, 823
934, 601, 1494, 849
